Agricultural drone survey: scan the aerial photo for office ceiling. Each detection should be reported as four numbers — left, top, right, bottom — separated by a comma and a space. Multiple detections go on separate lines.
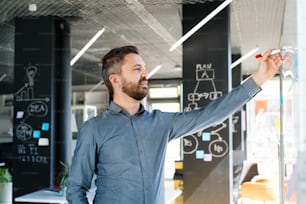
0, 0, 296, 90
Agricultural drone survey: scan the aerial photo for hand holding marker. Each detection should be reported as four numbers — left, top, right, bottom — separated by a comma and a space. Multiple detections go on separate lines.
256, 48, 295, 71
255, 49, 281, 59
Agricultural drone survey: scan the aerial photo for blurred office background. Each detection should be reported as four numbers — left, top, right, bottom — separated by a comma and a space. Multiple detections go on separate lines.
0, 0, 305, 203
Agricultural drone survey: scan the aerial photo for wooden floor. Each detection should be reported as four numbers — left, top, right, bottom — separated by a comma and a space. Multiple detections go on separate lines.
170, 195, 296, 204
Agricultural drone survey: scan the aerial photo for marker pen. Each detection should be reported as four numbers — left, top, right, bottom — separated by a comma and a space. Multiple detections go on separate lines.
255, 49, 281, 59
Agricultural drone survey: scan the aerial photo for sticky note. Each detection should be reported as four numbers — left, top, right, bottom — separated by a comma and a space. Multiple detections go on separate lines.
41, 122, 49, 131
202, 132, 211, 141
38, 138, 49, 146
16, 111, 24, 119
33, 130, 41, 138
196, 150, 204, 159
204, 154, 213, 162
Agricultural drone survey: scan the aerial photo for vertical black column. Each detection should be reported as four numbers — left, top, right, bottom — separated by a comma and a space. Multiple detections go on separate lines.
53, 16, 72, 181
182, 2, 231, 204
231, 56, 242, 150
231, 55, 245, 203
13, 16, 71, 198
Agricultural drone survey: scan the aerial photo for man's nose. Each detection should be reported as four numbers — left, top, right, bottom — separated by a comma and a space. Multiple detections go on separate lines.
141, 67, 148, 79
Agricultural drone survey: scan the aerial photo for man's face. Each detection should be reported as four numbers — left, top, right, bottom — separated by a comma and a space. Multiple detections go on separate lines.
120, 53, 148, 100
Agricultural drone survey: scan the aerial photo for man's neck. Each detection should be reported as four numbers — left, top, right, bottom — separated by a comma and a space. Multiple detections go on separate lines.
113, 96, 141, 116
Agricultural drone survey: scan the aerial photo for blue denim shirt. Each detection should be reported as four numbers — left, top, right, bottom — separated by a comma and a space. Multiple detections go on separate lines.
66, 77, 260, 204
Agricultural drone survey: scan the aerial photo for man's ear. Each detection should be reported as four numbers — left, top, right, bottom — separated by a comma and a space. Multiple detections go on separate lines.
109, 74, 120, 88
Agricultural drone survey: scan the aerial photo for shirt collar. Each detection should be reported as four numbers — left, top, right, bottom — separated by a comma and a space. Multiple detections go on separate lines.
108, 101, 146, 115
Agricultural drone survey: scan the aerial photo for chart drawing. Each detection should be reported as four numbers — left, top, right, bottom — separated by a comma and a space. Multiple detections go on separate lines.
207, 123, 228, 157
183, 63, 229, 160
185, 64, 222, 111
15, 65, 50, 102
183, 135, 199, 154
16, 122, 33, 141
14, 64, 50, 142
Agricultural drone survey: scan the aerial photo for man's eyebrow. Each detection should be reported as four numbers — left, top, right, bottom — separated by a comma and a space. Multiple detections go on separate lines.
133, 64, 145, 67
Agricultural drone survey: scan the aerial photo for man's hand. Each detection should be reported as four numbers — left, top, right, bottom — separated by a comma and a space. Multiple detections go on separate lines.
251, 49, 283, 87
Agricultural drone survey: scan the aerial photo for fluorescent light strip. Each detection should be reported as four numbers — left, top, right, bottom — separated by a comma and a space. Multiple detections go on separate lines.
89, 79, 104, 92
230, 47, 260, 69
70, 27, 105, 66
169, 0, 233, 52
0, 74, 6, 82
146, 65, 162, 80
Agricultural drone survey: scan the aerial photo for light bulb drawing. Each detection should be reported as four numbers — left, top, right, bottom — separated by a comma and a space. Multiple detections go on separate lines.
26, 65, 37, 87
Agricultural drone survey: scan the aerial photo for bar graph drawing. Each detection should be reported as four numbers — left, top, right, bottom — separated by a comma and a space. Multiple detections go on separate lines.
15, 65, 50, 102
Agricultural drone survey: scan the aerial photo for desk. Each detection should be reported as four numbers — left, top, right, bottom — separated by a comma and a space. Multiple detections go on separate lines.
15, 188, 95, 204
15, 181, 181, 203
15, 190, 68, 204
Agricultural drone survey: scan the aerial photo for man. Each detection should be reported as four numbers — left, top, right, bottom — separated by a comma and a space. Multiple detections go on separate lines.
66, 45, 283, 203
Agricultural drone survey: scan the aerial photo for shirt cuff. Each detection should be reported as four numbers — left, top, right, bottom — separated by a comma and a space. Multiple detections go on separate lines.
241, 77, 262, 98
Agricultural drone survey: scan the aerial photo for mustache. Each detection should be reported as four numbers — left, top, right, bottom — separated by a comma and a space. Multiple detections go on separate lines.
139, 77, 148, 83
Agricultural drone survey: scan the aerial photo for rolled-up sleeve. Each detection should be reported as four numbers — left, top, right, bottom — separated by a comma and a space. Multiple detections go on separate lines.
66, 120, 97, 204
168, 77, 261, 140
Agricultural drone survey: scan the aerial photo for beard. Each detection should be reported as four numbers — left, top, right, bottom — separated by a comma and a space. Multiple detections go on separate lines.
122, 76, 148, 101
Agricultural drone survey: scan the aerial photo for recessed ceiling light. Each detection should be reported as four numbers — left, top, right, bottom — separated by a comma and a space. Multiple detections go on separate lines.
29, 4, 37, 12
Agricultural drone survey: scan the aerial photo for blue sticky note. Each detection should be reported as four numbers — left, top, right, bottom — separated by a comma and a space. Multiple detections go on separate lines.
33, 130, 41, 138
41, 122, 49, 131
202, 132, 211, 141
195, 150, 204, 159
